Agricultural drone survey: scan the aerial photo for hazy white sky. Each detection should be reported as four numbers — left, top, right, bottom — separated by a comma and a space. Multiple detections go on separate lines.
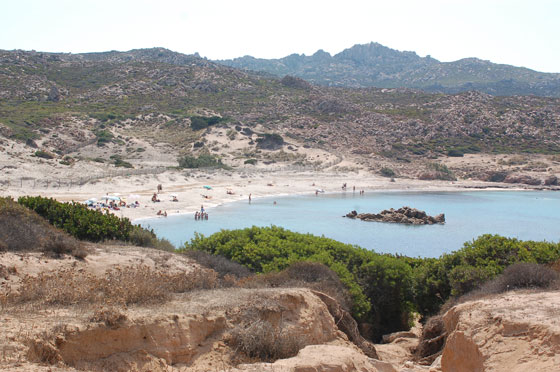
1, 0, 558, 72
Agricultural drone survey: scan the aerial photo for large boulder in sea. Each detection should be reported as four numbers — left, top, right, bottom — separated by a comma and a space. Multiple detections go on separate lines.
345, 206, 445, 225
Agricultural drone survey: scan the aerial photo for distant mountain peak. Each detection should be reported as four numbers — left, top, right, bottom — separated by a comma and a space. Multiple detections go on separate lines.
217, 42, 560, 97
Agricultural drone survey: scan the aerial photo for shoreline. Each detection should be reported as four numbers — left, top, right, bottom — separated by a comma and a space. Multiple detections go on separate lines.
1, 169, 556, 223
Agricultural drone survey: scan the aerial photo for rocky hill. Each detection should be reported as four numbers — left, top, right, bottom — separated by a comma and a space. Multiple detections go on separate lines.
1, 48, 560, 182
218, 42, 560, 97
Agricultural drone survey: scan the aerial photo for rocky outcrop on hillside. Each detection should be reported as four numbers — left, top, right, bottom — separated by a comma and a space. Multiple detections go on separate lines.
345, 207, 445, 225
441, 290, 560, 372
218, 42, 560, 97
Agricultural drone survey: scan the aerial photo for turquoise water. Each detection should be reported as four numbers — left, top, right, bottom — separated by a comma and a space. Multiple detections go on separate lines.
139, 191, 560, 258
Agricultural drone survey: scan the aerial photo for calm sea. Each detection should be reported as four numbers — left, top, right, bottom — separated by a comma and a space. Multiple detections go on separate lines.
139, 190, 560, 258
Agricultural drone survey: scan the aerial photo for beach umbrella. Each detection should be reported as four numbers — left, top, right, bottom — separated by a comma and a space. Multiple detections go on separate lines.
170, 193, 178, 197
84, 198, 97, 205
203, 185, 212, 190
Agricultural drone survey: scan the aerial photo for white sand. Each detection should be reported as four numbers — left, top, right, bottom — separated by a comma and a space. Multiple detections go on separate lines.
1, 168, 516, 222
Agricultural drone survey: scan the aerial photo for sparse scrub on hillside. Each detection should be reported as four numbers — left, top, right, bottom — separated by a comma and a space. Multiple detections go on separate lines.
419, 162, 456, 181
4, 265, 217, 308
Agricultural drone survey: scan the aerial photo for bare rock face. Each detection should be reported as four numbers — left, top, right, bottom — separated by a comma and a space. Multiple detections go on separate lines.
345, 206, 445, 225
229, 345, 386, 372
503, 173, 542, 185
441, 290, 560, 372
544, 175, 558, 186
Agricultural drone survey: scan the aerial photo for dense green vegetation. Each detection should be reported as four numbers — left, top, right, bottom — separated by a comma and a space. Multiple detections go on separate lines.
17, 196, 172, 250
182, 226, 560, 340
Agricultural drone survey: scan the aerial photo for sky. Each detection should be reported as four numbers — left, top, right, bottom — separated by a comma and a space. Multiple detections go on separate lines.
0, 0, 558, 73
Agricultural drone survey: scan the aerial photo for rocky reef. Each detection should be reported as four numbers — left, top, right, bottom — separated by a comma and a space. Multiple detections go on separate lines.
345, 206, 445, 225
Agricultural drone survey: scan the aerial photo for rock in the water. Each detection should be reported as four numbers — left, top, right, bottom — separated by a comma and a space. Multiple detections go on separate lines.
344, 206, 445, 225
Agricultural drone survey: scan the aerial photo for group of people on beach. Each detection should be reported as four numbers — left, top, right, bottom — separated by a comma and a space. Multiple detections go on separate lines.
195, 205, 208, 220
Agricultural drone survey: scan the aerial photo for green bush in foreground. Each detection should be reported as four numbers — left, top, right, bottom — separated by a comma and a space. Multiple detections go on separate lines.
0, 197, 87, 258
183, 226, 560, 340
17, 196, 173, 250
182, 226, 414, 340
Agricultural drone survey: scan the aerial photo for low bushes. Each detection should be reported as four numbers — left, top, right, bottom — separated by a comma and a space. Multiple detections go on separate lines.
18, 196, 132, 242
183, 226, 413, 340
183, 227, 560, 340
17, 196, 173, 250
0, 197, 87, 258
178, 153, 224, 169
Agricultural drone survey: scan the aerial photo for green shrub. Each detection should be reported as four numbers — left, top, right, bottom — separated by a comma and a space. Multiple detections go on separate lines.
0, 197, 87, 258
244, 159, 257, 165
128, 225, 175, 251
35, 150, 54, 159
184, 227, 560, 337
412, 234, 560, 317
94, 129, 114, 146
190, 115, 223, 130
447, 149, 464, 157
178, 153, 224, 169
380, 167, 396, 177
182, 226, 414, 340
18, 196, 133, 242
17, 196, 174, 251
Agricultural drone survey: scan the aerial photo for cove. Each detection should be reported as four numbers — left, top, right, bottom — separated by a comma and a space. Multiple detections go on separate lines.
139, 190, 560, 258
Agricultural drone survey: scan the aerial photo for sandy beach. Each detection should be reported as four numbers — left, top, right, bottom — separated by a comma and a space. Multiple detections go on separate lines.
1, 167, 530, 223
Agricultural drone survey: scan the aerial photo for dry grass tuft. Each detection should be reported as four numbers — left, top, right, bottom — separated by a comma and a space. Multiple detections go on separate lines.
229, 319, 304, 362
5, 265, 218, 308
183, 250, 251, 284
415, 315, 446, 364
90, 306, 128, 327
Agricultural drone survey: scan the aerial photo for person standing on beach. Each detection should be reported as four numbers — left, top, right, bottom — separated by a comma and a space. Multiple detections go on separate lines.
249, 193, 252, 203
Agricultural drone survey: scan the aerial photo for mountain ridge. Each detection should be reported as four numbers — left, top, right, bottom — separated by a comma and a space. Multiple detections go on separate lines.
216, 42, 560, 97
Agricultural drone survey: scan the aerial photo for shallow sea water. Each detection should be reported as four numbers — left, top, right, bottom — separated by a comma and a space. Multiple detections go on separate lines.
140, 190, 560, 258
